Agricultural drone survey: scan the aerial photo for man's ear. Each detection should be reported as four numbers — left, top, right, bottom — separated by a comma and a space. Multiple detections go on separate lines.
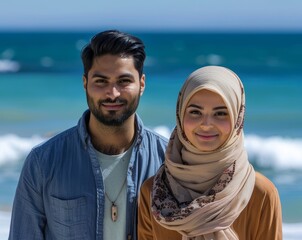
83, 75, 87, 91
140, 74, 145, 96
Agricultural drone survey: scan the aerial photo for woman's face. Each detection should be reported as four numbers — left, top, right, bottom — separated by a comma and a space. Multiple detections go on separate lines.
183, 89, 232, 151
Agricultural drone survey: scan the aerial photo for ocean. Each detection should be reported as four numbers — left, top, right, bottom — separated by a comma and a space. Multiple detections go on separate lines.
1, 31, 302, 239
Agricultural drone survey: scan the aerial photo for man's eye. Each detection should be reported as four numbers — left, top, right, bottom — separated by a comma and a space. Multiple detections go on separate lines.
119, 79, 132, 84
95, 79, 106, 84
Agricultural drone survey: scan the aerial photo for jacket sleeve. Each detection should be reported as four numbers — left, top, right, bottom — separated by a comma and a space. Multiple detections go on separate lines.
9, 150, 46, 240
138, 178, 154, 240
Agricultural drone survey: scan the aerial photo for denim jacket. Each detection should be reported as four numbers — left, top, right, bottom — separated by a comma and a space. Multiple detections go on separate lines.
9, 110, 168, 240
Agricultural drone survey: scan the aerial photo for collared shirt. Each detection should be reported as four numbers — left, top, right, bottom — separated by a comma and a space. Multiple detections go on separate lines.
9, 110, 168, 240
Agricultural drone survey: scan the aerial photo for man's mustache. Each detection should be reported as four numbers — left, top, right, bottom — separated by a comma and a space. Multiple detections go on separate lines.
99, 98, 127, 104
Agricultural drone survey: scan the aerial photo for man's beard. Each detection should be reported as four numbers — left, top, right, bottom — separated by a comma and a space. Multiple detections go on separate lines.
86, 92, 140, 126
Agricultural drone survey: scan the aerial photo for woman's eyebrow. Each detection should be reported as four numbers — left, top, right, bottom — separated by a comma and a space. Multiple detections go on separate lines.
187, 104, 227, 110
213, 106, 227, 110
187, 104, 203, 109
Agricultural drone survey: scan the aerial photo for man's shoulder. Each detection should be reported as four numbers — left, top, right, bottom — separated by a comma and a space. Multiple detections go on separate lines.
135, 114, 169, 144
33, 126, 79, 152
140, 128, 169, 153
142, 127, 169, 144
25, 126, 81, 170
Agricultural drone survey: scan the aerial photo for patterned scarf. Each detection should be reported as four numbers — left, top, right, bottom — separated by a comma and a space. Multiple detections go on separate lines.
151, 66, 255, 240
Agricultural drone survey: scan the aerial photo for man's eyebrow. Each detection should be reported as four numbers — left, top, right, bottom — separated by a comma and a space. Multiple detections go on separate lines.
91, 73, 108, 79
91, 73, 135, 79
118, 73, 135, 79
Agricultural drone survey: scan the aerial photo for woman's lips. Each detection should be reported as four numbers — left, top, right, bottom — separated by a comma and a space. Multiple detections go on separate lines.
195, 133, 218, 141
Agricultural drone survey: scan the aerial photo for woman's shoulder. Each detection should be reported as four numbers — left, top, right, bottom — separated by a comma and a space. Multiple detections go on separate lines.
250, 171, 281, 210
253, 172, 279, 198
234, 172, 282, 239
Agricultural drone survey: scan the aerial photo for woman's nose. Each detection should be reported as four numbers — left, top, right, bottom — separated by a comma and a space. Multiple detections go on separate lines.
202, 114, 210, 125
200, 115, 212, 129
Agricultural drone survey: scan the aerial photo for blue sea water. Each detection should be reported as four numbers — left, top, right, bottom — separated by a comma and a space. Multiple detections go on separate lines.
0, 31, 302, 239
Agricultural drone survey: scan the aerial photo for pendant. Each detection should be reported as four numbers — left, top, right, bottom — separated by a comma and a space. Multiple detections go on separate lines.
111, 203, 118, 222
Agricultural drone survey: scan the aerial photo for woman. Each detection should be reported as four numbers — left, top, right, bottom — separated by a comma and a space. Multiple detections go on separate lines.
138, 66, 282, 240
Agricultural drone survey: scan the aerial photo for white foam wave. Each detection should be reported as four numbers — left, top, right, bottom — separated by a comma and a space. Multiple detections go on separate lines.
245, 135, 302, 170
0, 211, 11, 239
0, 134, 45, 166
283, 223, 302, 240
153, 127, 302, 170
0, 131, 302, 170
153, 125, 171, 139
0, 59, 20, 72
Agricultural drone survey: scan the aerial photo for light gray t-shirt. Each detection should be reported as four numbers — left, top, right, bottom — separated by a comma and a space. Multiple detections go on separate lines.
95, 145, 133, 240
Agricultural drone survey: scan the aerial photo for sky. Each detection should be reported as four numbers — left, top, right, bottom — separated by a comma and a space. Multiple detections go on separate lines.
0, 0, 302, 32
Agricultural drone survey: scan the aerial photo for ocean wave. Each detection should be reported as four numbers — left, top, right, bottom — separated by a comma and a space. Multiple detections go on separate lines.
283, 223, 302, 240
0, 130, 302, 171
0, 211, 11, 239
154, 127, 302, 171
0, 134, 45, 166
0, 60, 20, 73
244, 135, 302, 170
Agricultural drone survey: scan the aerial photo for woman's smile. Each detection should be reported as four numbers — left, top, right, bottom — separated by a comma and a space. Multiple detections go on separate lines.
183, 89, 231, 151
195, 132, 219, 141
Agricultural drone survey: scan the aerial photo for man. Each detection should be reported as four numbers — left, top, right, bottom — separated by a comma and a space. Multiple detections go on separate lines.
9, 30, 168, 240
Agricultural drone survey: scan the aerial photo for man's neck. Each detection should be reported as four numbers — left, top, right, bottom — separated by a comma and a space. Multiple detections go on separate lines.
88, 115, 136, 155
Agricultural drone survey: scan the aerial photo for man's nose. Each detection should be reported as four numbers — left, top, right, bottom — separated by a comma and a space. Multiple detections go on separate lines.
106, 84, 121, 99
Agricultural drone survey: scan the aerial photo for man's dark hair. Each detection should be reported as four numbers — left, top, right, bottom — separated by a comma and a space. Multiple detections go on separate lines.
81, 30, 146, 78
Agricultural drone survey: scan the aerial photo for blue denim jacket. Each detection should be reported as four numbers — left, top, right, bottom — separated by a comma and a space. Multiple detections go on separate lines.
9, 110, 168, 240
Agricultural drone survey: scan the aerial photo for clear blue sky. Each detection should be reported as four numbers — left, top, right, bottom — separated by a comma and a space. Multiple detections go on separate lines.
1, 0, 302, 32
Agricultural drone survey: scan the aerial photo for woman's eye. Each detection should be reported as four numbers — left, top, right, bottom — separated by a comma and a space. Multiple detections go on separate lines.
189, 110, 201, 115
215, 111, 228, 117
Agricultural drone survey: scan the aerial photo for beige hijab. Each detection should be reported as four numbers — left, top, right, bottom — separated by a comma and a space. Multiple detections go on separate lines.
151, 66, 255, 240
